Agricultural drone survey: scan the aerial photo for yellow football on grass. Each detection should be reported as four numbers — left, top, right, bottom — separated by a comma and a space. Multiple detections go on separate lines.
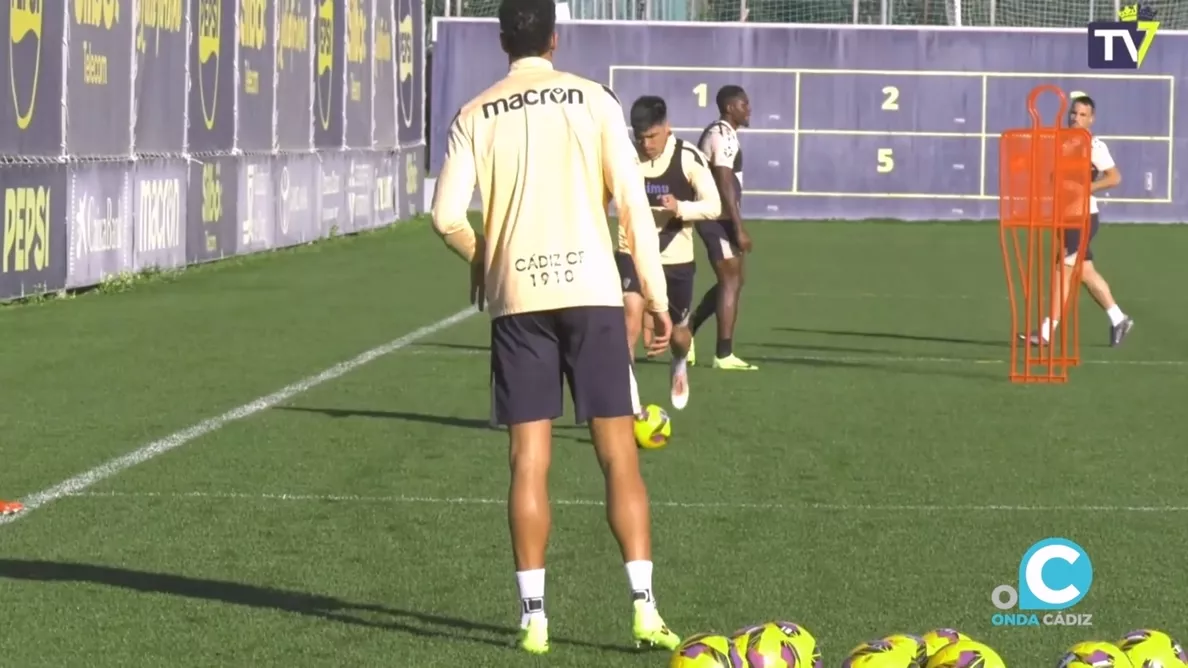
925, 639, 1005, 668
670, 633, 732, 668
1118, 629, 1188, 668
1059, 641, 1135, 668
922, 629, 973, 659
634, 404, 671, 449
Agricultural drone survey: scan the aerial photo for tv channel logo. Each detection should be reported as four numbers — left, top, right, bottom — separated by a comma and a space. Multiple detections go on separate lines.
1088, 3, 1160, 69
991, 538, 1093, 627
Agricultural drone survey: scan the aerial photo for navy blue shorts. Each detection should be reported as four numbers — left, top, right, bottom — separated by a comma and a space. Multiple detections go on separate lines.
696, 220, 741, 263
1063, 213, 1100, 263
614, 252, 695, 326
489, 306, 633, 426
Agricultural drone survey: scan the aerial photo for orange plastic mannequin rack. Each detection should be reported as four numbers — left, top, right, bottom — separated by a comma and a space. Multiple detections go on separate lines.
999, 85, 1093, 383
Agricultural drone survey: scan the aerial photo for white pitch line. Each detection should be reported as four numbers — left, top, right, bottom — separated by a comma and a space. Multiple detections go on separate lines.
67, 490, 1188, 513
406, 348, 1188, 367
0, 307, 479, 526
768, 292, 1161, 302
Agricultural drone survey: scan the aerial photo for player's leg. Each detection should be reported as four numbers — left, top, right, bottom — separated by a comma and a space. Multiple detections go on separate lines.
691, 222, 755, 370
1080, 260, 1133, 345
665, 262, 696, 409
0, 499, 24, 515
560, 306, 681, 651
1075, 215, 1133, 345
1031, 214, 1131, 345
616, 251, 647, 418
490, 311, 565, 654
1027, 237, 1081, 344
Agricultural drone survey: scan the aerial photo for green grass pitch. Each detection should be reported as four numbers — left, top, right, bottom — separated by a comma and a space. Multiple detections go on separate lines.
1, 217, 1185, 667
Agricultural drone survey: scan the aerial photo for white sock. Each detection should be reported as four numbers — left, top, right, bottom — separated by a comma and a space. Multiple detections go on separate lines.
1106, 305, 1126, 326
628, 364, 642, 416
516, 569, 546, 628
1040, 318, 1057, 340
625, 560, 655, 608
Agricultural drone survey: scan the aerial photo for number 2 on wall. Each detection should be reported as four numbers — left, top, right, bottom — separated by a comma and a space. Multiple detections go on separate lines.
877, 148, 894, 173
693, 83, 707, 108
881, 85, 899, 111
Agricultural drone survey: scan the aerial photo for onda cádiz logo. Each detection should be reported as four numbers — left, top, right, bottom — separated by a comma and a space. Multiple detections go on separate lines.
9, 0, 43, 130
991, 537, 1094, 628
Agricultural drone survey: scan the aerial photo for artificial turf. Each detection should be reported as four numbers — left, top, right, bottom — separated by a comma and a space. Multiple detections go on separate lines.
1, 217, 1185, 667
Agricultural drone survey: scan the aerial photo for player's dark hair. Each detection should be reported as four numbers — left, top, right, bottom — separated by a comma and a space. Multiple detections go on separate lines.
1067, 95, 1095, 128
716, 85, 746, 114
629, 96, 667, 135
498, 0, 555, 60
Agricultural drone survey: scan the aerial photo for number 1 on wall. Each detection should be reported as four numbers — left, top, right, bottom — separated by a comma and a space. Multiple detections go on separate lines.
693, 83, 707, 108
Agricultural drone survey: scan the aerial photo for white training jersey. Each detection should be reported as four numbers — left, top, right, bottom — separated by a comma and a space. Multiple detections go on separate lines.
697, 120, 743, 189
1090, 137, 1115, 215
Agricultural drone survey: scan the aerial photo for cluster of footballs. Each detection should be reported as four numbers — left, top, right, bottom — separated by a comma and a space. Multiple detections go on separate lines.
669, 623, 1187, 667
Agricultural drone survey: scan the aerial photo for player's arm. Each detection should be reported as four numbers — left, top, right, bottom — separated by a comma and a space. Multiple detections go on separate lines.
705, 130, 745, 232
598, 87, 667, 314
431, 111, 481, 263
1091, 141, 1120, 192
674, 148, 722, 222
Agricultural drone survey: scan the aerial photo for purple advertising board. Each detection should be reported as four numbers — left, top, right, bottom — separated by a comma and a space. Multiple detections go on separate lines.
237, 156, 277, 254
0, 0, 65, 156
430, 20, 1188, 223
186, 155, 238, 264
67, 161, 133, 288
1, 163, 69, 299
317, 151, 348, 236
274, 154, 318, 248
133, 159, 188, 271
396, 145, 423, 220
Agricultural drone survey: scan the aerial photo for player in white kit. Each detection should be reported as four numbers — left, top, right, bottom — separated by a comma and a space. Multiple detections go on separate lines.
1025, 93, 1134, 347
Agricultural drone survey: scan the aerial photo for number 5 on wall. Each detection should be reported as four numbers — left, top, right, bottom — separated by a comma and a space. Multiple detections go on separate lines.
877, 148, 894, 173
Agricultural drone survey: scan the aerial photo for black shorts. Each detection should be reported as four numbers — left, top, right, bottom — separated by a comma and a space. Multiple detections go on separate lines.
662, 262, 695, 326
614, 253, 695, 326
489, 306, 633, 426
697, 220, 741, 263
1063, 213, 1100, 264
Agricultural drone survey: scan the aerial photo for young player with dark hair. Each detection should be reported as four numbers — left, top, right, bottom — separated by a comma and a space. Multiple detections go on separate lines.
689, 84, 757, 370
1023, 93, 1134, 347
0, 499, 22, 516
614, 95, 721, 411
430, 0, 681, 655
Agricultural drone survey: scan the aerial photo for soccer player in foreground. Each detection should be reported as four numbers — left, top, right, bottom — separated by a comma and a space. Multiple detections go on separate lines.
0, 499, 23, 515
430, 0, 681, 655
1024, 94, 1134, 347
689, 85, 757, 370
616, 95, 721, 411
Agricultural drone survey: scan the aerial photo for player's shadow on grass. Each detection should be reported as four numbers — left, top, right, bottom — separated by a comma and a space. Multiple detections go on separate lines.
0, 560, 635, 654
744, 355, 995, 381
274, 406, 592, 444
775, 326, 1008, 348
754, 341, 904, 356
